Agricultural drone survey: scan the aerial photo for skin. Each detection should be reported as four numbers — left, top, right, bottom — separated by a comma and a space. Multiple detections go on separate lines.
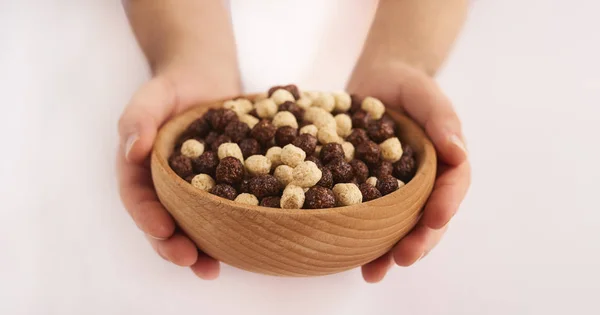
117, 0, 471, 282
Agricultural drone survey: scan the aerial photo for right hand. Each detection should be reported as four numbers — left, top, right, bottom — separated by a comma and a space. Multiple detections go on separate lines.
116, 72, 240, 280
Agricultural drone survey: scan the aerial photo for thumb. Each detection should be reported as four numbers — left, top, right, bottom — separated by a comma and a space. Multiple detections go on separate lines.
118, 77, 177, 164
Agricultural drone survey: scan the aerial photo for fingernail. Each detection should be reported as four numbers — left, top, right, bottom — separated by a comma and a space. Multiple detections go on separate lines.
124, 133, 139, 162
147, 233, 168, 241
449, 134, 468, 156
418, 251, 427, 262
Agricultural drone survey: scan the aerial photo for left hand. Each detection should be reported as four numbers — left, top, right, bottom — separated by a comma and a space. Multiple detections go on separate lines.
347, 62, 471, 283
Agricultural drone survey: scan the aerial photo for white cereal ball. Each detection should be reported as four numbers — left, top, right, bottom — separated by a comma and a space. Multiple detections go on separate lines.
380, 137, 404, 162
312, 93, 335, 112
274, 165, 294, 187
397, 180, 406, 188
302, 91, 321, 100
333, 91, 351, 112
332, 183, 363, 206
272, 111, 299, 129
317, 127, 343, 145
299, 124, 318, 137
280, 144, 306, 167
255, 98, 278, 119
291, 161, 322, 188
253, 93, 268, 102
334, 114, 352, 138
217, 143, 244, 163
239, 114, 259, 129
361, 96, 385, 120
181, 139, 205, 158
191, 174, 215, 191
235, 193, 259, 206
341, 141, 355, 162
365, 177, 378, 187
265, 146, 283, 169
296, 97, 313, 109
271, 89, 295, 105
224, 99, 253, 116
245, 155, 272, 176
315, 145, 323, 155
280, 184, 305, 209
304, 107, 336, 129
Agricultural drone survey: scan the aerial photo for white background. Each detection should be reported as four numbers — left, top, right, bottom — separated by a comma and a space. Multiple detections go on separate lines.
1, 0, 599, 314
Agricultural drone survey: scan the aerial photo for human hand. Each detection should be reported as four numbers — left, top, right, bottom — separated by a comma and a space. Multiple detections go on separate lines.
117, 72, 240, 280
347, 63, 471, 283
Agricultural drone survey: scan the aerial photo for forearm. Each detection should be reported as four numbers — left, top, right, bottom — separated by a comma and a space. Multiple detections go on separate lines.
350, 0, 468, 79
124, 0, 240, 94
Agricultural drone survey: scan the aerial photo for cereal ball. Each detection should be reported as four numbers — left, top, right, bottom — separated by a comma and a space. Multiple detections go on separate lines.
248, 175, 280, 199
245, 155, 272, 176
210, 134, 231, 152
272, 111, 299, 129
296, 97, 312, 109
365, 176, 378, 187
255, 98, 278, 119
260, 196, 281, 208
268, 84, 300, 100
326, 158, 354, 183
191, 174, 216, 191
332, 91, 351, 113
380, 113, 397, 131
315, 145, 323, 156
367, 120, 395, 143
315, 167, 333, 189
302, 91, 321, 100
304, 187, 336, 209
312, 93, 335, 112
204, 131, 219, 147
169, 155, 193, 178
359, 183, 382, 202
184, 117, 210, 138
250, 119, 277, 144
305, 155, 323, 169
274, 165, 294, 187
210, 183, 238, 200
320, 143, 344, 164
192, 151, 219, 176
332, 183, 363, 206
341, 141, 355, 162
346, 129, 369, 147
278, 101, 305, 122
355, 140, 381, 165
402, 143, 414, 158
361, 96, 385, 120
292, 161, 322, 188
181, 139, 205, 158
349, 94, 363, 113
352, 110, 371, 129
224, 120, 250, 142
265, 146, 283, 168
215, 156, 244, 185
280, 185, 305, 209
234, 193, 259, 206
217, 143, 244, 163
239, 178, 251, 193
210, 108, 239, 131
397, 179, 406, 188
202, 108, 218, 124
380, 137, 403, 163
271, 89, 295, 105
317, 127, 343, 144
304, 107, 336, 129
335, 114, 352, 138
275, 126, 298, 147
292, 133, 318, 155
239, 114, 260, 129
299, 124, 318, 137
376, 175, 399, 196
223, 99, 252, 116
280, 144, 306, 167
350, 159, 369, 183
393, 155, 417, 182
239, 138, 261, 159
184, 175, 195, 183
372, 161, 393, 178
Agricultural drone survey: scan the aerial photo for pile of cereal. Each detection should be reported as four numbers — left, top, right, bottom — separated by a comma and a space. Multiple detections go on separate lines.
169, 84, 417, 209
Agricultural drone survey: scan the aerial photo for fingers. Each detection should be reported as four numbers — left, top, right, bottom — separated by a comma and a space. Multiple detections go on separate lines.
421, 161, 471, 229
146, 233, 199, 267
361, 252, 394, 283
190, 252, 220, 280
118, 76, 177, 163
393, 224, 449, 267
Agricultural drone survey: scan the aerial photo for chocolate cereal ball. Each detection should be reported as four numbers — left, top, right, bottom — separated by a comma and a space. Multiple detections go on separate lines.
380, 114, 397, 131
326, 158, 354, 183
292, 133, 318, 155
278, 101, 305, 121
350, 159, 369, 183
210, 184, 238, 200
169, 155, 193, 178
202, 108, 218, 123
305, 155, 323, 169
192, 151, 219, 176
211, 134, 232, 152
210, 108, 238, 131
349, 94, 362, 114
320, 143, 345, 164
346, 129, 369, 147
260, 196, 281, 208
250, 119, 277, 144
275, 126, 298, 147
351, 110, 371, 129
249, 175, 280, 199
184, 117, 210, 138
215, 156, 244, 185
304, 187, 336, 209
268, 84, 300, 100
224, 120, 250, 143
204, 131, 219, 147
359, 183, 382, 202
315, 167, 333, 189
402, 143, 414, 158
367, 120, 395, 143
355, 140, 381, 165
239, 138, 261, 159
371, 161, 393, 178
376, 175, 399, 196
393, 155, 417, 183
238, 179, 251, 194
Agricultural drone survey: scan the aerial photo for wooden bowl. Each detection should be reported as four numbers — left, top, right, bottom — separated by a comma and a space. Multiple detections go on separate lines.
151, 95, 437, 277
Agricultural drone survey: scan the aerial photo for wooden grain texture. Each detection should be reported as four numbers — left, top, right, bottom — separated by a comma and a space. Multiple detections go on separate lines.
150, 95, 437, 277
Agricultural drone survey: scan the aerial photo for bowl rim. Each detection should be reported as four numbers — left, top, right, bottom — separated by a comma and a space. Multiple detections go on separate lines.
151, 94, 437, 216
